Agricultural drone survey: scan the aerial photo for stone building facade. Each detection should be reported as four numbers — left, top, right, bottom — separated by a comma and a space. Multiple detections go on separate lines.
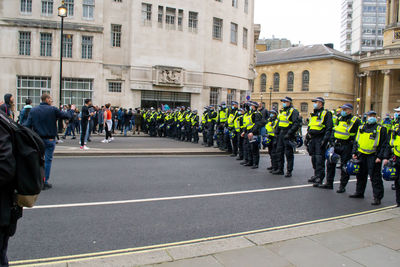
0, 0, 255, 111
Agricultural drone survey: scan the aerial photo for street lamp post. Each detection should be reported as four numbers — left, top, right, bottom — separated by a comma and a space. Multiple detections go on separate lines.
269, 86, 273, 110
58, 1, 67, 107
260, 94, 263, 107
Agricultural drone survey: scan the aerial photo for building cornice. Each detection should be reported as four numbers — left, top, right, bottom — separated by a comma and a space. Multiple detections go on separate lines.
256, 54, 356, 67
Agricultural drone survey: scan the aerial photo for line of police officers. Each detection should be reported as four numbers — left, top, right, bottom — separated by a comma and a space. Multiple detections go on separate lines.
140, 95, 400, 207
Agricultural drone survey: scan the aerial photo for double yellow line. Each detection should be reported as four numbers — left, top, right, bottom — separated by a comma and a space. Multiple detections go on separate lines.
11, 205, 397, 266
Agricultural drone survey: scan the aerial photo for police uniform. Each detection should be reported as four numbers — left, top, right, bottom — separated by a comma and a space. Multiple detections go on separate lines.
227, 102, 239, 156
201, 107, 209, 145
234, 108, 245, 160
240, 103, 252, 166
320, 104, 361, 191
266, 110, 279, 172
185, 109, 193, 142
191, 111, 200, 143
274, 97, 301, 177
217, 103, 228, 150
306, 97, 333, 185
148, 109, 157, 137
351, 110, 387, 205
206, 107, 218, 147
247, 102, 265, 168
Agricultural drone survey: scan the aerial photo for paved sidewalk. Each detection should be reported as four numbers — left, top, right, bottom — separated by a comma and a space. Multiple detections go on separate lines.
17, 207, 400, 267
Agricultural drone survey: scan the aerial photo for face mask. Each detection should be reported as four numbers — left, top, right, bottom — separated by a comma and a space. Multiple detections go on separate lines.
367, 117, 377, 124
282, 103, 287, 108
238, 112, 242, 115
270, 114, 275, 118
222, 105, 226, 109
395, 113, 400, 120
313, 103, 319, 109
341, 111, 347, 117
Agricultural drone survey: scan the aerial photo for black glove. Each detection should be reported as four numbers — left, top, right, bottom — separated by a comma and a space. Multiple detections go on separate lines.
284, 134, 290, 140
320, 140, 327, 150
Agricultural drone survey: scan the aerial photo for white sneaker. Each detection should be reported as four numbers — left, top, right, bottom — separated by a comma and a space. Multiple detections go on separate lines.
80, 145, 90, 150
58, 140, 63, 143
84, 142, 87, 145
101, 139, 109, 143
111, 137, 115, 141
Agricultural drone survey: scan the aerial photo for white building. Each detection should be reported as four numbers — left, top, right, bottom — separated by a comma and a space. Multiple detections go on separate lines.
0, 0, 255, 111
341, 0, 387, 55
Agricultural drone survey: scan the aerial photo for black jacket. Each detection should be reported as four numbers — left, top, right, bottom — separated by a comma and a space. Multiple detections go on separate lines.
249, 110, 266, 135
352, 123, 388, 159
0, 112, 19, 227
276, 105, 301, 137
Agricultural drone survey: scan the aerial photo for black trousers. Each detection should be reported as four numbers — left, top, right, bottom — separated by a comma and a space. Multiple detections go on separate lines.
192, 127, 199, 143
217, 125, 224, 149
243, 133, 250, 162
308, 135, 325, 179
276, 133, 294, 173
202, 129, 208, 144
207, 124, 215, 146
268, 136, 278, 170
326, 141, 352, 186
80, 120, 88, 146
237, 136, 244, 159
0, 224, 17, 267
250, 138, 260, 166
232, 133, 239, 155
225, 133, 232, 153
185, 124, 192, 141
355, 154, 384, 200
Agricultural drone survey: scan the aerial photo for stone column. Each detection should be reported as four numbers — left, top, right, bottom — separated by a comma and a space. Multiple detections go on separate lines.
365, 71, 372, 112
382, 70, 391, 118
391, 0, 396, 24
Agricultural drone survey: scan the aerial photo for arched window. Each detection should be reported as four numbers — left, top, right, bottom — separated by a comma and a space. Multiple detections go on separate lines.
301, 102, 308, 113
260, 74, 266, 92
302, 70, 310, 91
287, 71, 294, 91
272, 102, 279, 110
273, 73, 280, 92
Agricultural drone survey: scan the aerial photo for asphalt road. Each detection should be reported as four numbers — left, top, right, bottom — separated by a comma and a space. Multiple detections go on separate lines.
8, 155, 397, 261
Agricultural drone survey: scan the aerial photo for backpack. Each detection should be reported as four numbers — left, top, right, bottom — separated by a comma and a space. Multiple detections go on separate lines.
0, 110, 45, 208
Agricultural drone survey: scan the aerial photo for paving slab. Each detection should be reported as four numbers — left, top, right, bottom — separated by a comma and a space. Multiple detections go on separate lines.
153, 255, 222, 267
266, 237, 363, 267
68, 250, 172, 267
343, 244, 400, 267
245, 220, 349, 245
166, 237, 254, 261
213, 246, 293, 267
340, 210, 398, 226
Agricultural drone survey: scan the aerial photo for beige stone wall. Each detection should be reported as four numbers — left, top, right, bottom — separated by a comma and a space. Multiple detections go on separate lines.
253, 59, 356, 118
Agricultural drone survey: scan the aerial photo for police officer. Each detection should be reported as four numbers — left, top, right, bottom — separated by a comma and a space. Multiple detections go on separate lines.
234, 108, 245, 161
266, 110, 279, 172
317, 104, 361, 191
384, 107, 400, 207
227, 101, 239, 157
240, 103, 252, 166
201, 107, 209, 146
351, 111, 387, 205
217, 102, 228, 150
176, 107, 185, 140
185, 108, 193, 142
390, 107, 400, 191
305, 97, 333, 186
206, 105, 218, 147
381, 114, 393, 132
191, 110, 200, 143
245, 102, 265, 169
274, 97, 301, 177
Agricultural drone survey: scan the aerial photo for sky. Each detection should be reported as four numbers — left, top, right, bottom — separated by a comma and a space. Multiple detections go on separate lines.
254, 0, 342, 49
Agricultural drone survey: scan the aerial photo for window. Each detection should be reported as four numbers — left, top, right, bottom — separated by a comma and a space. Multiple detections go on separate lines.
40, 33, 52, 57
302, 70, 310, 91
260, 74, 266, 92
230, 23, 238, 44
19, 32, 31, 56
178, 9, 183, 31
210, 87, 220, 106
188, 11, 198, 32
227, 89, 236, 104
240, 90, 246, 103
166, 7, 176, 30
158, 6, 164, 26
287, 71, 294, 91
111, 24, 121, 47
62, 34, 73, 58
81, 36, 93, 59
213, 18, 223, 40
61, 78, 93, 108
16, 76, 51, 110
113, 0, 122, 2
83, 0, 94, 20
244, 0, 248, 13
301, 102, 308, 113
65, 0, 74, 16
20, 0, 32, 13
232, 0, 238, 8
41, 0, 53, 15
272, 102, 279, 110
243, 27, 248, 48
109, 82, 122, 93
141, 3, 152, 26
273, 73, 280, 92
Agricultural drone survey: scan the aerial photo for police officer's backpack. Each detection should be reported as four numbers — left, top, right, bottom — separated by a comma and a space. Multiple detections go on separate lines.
0, 110, 45, 207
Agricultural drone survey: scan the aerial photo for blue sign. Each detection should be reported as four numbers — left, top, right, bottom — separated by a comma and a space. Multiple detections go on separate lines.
246, 95, 251, 101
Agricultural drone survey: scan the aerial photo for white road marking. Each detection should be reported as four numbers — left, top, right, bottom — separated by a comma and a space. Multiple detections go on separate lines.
30, 180, 356, 210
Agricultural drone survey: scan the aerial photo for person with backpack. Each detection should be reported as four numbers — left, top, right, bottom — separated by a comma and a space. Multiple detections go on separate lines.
18, 99, 33, 125
24, 94, 73, 190
62, 104, 76, 140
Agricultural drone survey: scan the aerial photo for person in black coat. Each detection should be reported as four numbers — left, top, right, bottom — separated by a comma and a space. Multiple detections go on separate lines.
0, 110, 22, 267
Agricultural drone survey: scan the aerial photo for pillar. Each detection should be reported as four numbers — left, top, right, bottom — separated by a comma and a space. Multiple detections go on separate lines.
391, 0, 396, 24
365, 71, 372, 112
382, 70, 391, 118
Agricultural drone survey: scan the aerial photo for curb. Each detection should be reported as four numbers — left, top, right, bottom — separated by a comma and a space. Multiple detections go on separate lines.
10, 207, 399, 267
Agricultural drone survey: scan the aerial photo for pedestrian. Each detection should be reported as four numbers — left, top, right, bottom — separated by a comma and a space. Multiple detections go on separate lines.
0, 110, 23, 267
273, 97, 301, 177
0, 94, 14, 120
102, 103, 113, 143
318, 104, 361, 191
98, 106, 104, 134
305, 97, 333, 186
62, 104, 76, 140
18, 98, 32, 125
133, 109, 142, 135
351, 110, 387, 205
123, 109, 132, 136
24, 93, 73, 189
80, 99, 93, 150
